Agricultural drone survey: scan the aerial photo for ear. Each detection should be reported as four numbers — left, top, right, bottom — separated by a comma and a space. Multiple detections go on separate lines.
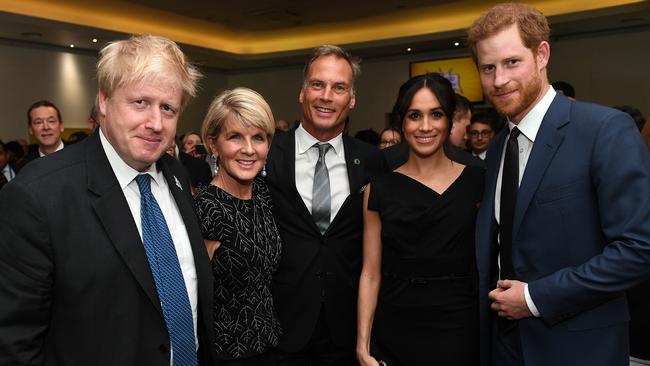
536, 41, 550, 71
206, 135, 218, 155
28, 126, 34, 137
58, 122, 65, 133
349, 94, 356, 110
98, 89, 108, 117
299, 88, 305, 104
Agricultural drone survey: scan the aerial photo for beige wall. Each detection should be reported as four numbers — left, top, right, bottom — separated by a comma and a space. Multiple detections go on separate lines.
1, 28, 649, 142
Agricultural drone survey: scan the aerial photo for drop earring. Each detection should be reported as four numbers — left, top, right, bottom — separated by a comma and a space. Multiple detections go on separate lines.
260, 160, 267, 177
212, 155, 219, 176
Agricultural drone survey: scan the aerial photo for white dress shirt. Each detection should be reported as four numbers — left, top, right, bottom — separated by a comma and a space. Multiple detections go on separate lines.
2, 164, 15, 182
100, 129, 199, 349
494, 85, 556, 317
38, 140, 64, 157
295, 124, 350, 225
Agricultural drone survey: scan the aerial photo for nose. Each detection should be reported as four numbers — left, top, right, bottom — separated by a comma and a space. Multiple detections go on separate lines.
146, 107, 164, 132
419, 116, 433, 132
494, 66, 509, 88
241, 138, 254, 155
320, 86, 334, 101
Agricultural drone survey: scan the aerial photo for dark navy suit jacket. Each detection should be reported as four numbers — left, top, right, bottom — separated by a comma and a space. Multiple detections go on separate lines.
475, 94, 650, 366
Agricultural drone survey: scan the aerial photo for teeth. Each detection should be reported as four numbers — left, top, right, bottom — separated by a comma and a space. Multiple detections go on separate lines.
316, 107, 334, 113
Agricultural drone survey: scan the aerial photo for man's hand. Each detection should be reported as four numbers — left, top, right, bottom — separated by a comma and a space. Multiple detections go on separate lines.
488, 279, 532, 320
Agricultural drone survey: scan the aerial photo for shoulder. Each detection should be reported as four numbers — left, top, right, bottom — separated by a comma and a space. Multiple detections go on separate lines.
14, 140, 87, 187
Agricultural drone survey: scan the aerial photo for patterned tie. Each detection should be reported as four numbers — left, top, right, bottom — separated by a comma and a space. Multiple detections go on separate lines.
499, 127, 521, 280
312, 143, 333, 234
135, 174, 197, 366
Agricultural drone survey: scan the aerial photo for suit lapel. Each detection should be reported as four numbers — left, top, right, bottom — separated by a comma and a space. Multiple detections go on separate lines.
272, 131, 321, 234
85, 133, 162, 313
342, 134, 365, 192
513, 95, 569, 236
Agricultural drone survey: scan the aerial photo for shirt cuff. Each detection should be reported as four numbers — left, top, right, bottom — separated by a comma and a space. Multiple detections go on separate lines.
524, 284, 541, 317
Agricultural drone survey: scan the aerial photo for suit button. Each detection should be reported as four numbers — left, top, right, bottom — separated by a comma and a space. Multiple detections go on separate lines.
315, 271, 323, 278
159, 344, 169, 354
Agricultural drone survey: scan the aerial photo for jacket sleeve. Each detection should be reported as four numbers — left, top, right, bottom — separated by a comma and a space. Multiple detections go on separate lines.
529, 111, 650, 326
0, 181, 54, 365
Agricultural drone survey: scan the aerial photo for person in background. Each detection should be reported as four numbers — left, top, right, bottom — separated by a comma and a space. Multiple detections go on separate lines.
614, 105, 646, 132
354, 129, 380, 146
88, 104, 100, 131
265, 44, 387, 366
15, 100, 65, 172
194, 87, 282, 365
467, 111, 497, 160
448, 93, 472, 149
0, 34, 214, 365
551, 80, 575, 100
377, 126, 402, 150
357, 73, 481, 366
469, 3, 650, 365
0, 140, 12, 190
166, 138, 212, 195
276, 119, 290, 132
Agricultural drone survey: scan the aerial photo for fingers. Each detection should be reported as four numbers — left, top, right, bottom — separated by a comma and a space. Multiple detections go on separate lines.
497, 279, 512, 288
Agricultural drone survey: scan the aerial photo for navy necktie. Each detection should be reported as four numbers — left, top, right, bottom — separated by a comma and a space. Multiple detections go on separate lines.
500, 127, 521, 280
135, 174, 197, 366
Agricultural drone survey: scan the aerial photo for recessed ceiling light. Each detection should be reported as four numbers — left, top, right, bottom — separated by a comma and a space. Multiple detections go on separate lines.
407, 47, 412, 52
70, 44, 75, 48
92, 38, 98, 43
454, 42, 460, 47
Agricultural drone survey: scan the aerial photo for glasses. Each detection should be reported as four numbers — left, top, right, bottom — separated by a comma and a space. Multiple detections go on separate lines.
379, 139, 400, 147
469, 130, 493, 138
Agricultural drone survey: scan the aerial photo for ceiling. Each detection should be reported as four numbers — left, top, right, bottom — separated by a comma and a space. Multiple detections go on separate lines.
1, 0, 650, 72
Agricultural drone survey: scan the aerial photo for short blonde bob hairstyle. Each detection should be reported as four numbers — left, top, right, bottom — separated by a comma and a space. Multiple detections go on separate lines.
201, 87, 275, 148
97, 34, 202, 109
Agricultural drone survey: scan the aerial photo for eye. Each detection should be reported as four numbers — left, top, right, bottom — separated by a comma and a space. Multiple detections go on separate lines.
161, 104, 177, 116
333, 84, 348, 94
507, 59, 519, 66
228, 133, 242, 140
481, 65, 495, 74
310, 80, 324, 90
432, 110, 445, 119
407, 112, 421, 120
253, 134, 267, 142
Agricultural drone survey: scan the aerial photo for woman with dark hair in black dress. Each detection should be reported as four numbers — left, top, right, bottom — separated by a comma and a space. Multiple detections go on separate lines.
357, 74, 482, 366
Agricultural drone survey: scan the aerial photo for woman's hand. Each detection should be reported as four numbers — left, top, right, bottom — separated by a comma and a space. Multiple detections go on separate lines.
204, 240, 221, 260
357, 350, 381, 366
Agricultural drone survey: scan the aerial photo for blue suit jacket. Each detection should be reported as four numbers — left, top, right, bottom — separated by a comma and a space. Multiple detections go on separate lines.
475, 94, 650, 366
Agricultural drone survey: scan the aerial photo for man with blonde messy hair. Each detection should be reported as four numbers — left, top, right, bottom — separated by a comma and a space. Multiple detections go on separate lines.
470, 3, 650, 366
0, 34, 214, 366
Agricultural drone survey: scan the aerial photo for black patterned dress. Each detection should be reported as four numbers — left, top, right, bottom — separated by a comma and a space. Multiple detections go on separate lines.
194, 176, 282, 361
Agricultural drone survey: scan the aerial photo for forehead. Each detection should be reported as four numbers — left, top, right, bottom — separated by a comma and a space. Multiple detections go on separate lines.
470, 121, 492, 130
306, 55, 353, 83
410, 87, 440, 107
476, 24, 531, 63
30, 106, 58, 120
117, 78, 182, 103
381, 130, 398, 138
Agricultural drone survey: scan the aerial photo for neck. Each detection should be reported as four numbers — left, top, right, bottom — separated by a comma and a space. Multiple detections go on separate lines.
213, 171, 253, 200
40, 140, 61, 156
406, 145, 452, 175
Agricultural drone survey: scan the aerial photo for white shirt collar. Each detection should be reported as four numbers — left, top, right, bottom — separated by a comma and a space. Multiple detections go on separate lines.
99, 128, 160, 190
295, 123, 344, 158
39, 140, 64, 157
509, 85, 556, 142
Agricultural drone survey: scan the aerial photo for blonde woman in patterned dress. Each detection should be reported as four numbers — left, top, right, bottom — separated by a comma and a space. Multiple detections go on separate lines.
194, 87, 282, 365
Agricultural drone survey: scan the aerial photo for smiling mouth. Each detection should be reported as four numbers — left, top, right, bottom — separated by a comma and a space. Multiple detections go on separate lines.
236, 159, 256, 167
415, 135, 437, 143
315, 106, 335, 113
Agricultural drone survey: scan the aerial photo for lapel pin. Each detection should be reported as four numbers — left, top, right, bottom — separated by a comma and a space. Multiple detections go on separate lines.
354, 158, 361, 165
174, 176, 183, 191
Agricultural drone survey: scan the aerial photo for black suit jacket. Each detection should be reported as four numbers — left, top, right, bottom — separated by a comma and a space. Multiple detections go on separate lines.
0, 132, 214, 365
383, 141, 485, 171
266, 130, 387, 352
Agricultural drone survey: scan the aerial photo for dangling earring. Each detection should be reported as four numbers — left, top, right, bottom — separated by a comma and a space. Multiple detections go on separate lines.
212, 154, 219, 176
260, 160, 267, 177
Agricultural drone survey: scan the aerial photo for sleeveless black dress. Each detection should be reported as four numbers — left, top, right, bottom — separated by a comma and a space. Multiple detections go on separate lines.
367, 166, 483, 366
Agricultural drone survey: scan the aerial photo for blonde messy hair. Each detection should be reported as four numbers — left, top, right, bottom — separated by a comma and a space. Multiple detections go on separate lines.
97, 34, 202, 108
201, 87, 275, 146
